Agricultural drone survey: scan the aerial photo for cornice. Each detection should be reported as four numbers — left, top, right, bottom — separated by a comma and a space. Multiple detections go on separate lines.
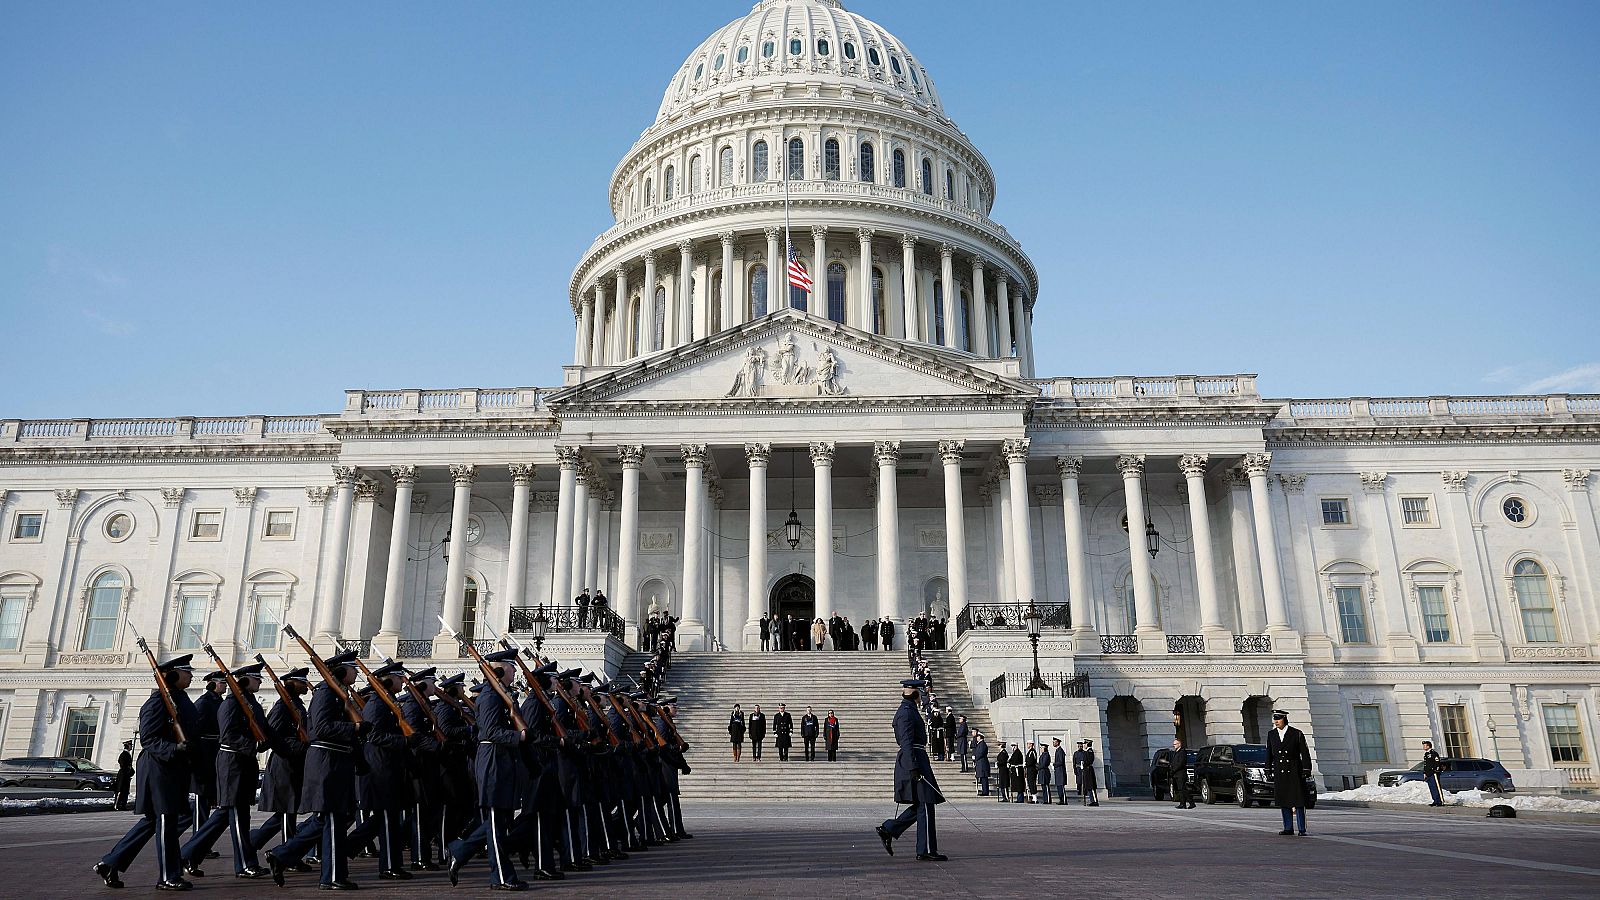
328, 417, 561, 440
557, 396, 1033, 418
0, 444, 338, 465
1267, 422, 1600, 447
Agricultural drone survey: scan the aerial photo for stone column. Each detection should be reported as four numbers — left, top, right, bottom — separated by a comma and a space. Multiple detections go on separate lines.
1057, 456, 1093, 635
372, 466, 415, 654
874, 441, 901, 622
550, 448, 579, 606
637, 255, 654, 354
1181, 455, 1228, 651
720, 232, 736, 330
584, 487, 602, 597
1117, 455, 1161, 639
1004, 439, 1036, 604
609, 268, 628, 362
857, 228, 875, 331
744, 442, 771, 649
811, 441, 836, 616
568, 466, 591, 601
615, 446, 643, 643
938, 244, 956, 347
679, 444, 709, 648
996, 274, 1013, 357
576, 295, 595, 366
765, 226, 782, 313
433, 464, 476, 653
971, 257, 989, 356
1243, 452, 1292, 631
314, 466, 359, 640
900, 234, 919, 340
939, 440, 968, 619
1018, 298, 1035, 375
996, 471, 1016, 602
677, 239, 694, 346
810, 226, 827, 317
503, 465, 534, 617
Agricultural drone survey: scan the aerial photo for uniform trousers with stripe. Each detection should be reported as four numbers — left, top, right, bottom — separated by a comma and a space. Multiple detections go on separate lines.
250, 812, 298, 852
447, 808, 520, 886
345, 808, 404, 873
100, 811, 193, 883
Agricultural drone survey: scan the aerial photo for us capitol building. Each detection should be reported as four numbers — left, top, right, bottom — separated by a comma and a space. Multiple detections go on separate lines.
2, 0, 1596, 792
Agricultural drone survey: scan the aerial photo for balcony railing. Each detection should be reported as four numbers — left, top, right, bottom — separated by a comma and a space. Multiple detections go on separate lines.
955, 602, 1070, 637
457, 638, 497, 659
1166, 634, 1205, 655
1100, 634, 1138, 655
342, 638, 373, 658
990, 672, 1091, 702
1281, 393, 1600, 423
396, 639, 434, 659
345, 387, 551, 417
507, 605, 626, 641
1233, 633, 1272, 654
4, 414, 330, 444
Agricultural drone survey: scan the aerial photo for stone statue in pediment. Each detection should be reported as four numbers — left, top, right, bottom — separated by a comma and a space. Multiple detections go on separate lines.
815, 346, 845, 396
772, 332, 808, 385
726, 346, 767, 397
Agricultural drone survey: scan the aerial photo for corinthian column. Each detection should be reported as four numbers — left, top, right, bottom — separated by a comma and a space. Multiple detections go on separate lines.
615, 446, 643, 643
938, 244, 956, 348
678, 444, 709, 648
764, 226, 782, 313
744, 442, 771, 649
939, 441, 968, 619
1004, 439, 1035, 603
996, 274, 1013, 357
1056, 456, 1092, 634
811, 441, 836, 616
857, 228, 875, 330
550, 447, 580, 606
638, 255, 654, 353
971, 257, 990, 356
720, 232, 736, 329
568, 465, 591, 602
314, 466, 359, 640
677, 239, 694, 346
506, 464, 535, 614
1117, 454, 1160, 638
874, 441, 901, 622
1244, 452, 1292, 631
576, 295, 595, 366
372, 466, 415, 654
810, 226, 827, 317
1179, 455, 1224, 633
433, 464, 476, 654
900, 234, 919, 340
608, 268, 627, 362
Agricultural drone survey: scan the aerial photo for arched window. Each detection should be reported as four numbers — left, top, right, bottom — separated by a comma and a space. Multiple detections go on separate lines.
762, 40, 775, 58
959, 288, 973, 351
82, 572, 122, 650
890, 56, 903, 76
933, 280, 945, 345
868, 46, 881, 66
920, 158, 933, 195
713, 52, 724, 71
892, 148, 906, 188
823, 138, 840, 181
787, 137, 804, 181
689, 276, 698, 337
644, 178, 653, 206
1513, 559, 1560, 642
749, 264, 768, 318
843, 41, 857, 60
689, 155, 703, 194
663, 165, 676, 201
737, 45, 749, 64
652, 287, 667, 351
826, 262, 847, 323
630, 295, 642, 356
872, 267, 887, 333
711, 272, 723, 333
859, 141, 875, 183
816, 39, 830, 56
752, 141, 769, 183
720, 147, 734, 185
461, 576, 481, 642
945, 168, 955, 201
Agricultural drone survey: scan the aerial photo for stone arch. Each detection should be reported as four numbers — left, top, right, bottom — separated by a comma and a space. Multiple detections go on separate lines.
1104, 695, 1147, 793
69, 491, 162, 542
639, 576, 675, 619
1471, 474, 1571, 526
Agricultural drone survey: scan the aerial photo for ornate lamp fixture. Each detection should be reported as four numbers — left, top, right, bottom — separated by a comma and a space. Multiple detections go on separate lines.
1023, 600, 1051, 694
1141, 475, 1159, 558
441, 528, 452, 563
785, 449, 803, 549
531, 605, 548, 655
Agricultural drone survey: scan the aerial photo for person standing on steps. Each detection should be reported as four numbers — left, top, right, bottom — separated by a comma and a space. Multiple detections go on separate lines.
728, 704, 745, 762
954, 716, 970, 773
874, 678, 946, 861
824, 710, 840, 762
811, 618, 827, 651
800, 707, 820, 761
863, 618, 877, 651
774, 704, 794, 761
1052, 739, 1068, 805
880, 617, 896, 651
748, 705, 767, 760
942, 709, 957, 763
759, 615, 771, 652
1267, 710, 1313, 836
973, 732, 991, 796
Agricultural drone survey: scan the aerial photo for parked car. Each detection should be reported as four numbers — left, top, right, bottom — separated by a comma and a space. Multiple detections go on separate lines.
1193, 743, 1318, 808
0, 756, 116, 791
1377, 758, 1516, 793
1149, 747, 1198, 801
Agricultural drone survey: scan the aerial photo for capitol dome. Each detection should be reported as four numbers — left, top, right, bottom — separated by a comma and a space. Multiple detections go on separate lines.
657, 0, 944, 122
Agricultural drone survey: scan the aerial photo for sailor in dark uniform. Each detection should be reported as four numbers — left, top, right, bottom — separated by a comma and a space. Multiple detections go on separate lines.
190, 672, 227, 837
95, 654, 200, 891
1266, 710, 1313, 835
447, 650, 530, 890
181, 662, 276, 877
252, 668, 310, 852
874, 678, 945, 861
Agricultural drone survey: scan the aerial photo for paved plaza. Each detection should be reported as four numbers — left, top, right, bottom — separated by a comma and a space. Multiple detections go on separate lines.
3, 799, 1595, 899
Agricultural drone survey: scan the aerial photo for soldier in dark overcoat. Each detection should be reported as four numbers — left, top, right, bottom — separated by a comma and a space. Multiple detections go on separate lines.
190, 673, 226, 835
654, 697, 692, 840
874, 678, 945, 860
973, 733, 991, 796
181, 662, 276, 877
1267, 710, 1313, 835
773, 704, 794, 761
399, 667, 443, 870
345, 661, 414, 879
251, 668, 309, 851
446, 650, 529, 889
431, 673, 478, 855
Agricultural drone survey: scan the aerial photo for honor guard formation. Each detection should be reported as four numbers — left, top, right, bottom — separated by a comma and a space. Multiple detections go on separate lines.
94, 623, 692, 891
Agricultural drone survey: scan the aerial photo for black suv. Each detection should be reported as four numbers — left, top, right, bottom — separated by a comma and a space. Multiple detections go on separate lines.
0, 756, 115, 791
1149, 748, 1198, 801
1193, 743, 1317, 808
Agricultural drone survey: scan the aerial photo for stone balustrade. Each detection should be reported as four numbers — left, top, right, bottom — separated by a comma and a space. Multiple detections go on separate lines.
342, 387, 551, 418
1280, 393, 1599, 423
2, 415, 330, 444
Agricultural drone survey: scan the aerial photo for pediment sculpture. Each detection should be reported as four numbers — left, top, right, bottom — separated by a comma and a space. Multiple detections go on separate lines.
725, 333, 847, 398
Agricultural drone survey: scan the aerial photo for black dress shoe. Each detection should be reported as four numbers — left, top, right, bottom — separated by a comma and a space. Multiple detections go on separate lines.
266, 853, 287, 888
533, 869, 565, 881
205, 852, 221, 860
181, 863, 204, 878
675, 832, 693, 840
605, 849, 629, 860
378, 869, 413, 880
571, 859, 593, 871
1299, 831, 1308, 837
875, 825, 894, 856
587, 855, 611, 865
490, 882, 529, 892
447, 856, 463, 887
291, 862, 316, 873
93, 861, 125, 889
319, 880, 360, 891
1278, 829, 1294, 836
411, 861, 441, 871
156, 880, 193, 892
916, 853, 949, 861
237, 867, 270, 879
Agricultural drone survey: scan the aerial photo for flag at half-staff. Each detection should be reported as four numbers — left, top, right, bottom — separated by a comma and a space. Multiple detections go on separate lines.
787, 243, 813, 295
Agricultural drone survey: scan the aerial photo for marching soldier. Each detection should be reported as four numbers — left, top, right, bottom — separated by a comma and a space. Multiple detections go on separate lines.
252, 668, 310, 853
505, 660, 565, 879
95, 654, 200, 890
190, 672, 227, 837
874, 678, 946, 861
181, 662, 275, 877
447, 650, 531, 890
1422, 740, 1445, 806
652, 696, 693, 841
800, 706, 819, 761
432, 673, 478, 857
400, 667, 444, 870
347, 661, 414, 880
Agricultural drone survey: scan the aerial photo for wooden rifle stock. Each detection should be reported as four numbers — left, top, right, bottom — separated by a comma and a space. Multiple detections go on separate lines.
132, 634, 188, 745
282, 624, 364, 724
448, 629, 527, 733
199, 642, 267, 743
498, 641, 565, 740
385, 661, 446, 743
342, 652, 416, 738
254, 654, 309, 743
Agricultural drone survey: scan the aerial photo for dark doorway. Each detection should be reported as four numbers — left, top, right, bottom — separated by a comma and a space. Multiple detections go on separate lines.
770, 573, 816, 649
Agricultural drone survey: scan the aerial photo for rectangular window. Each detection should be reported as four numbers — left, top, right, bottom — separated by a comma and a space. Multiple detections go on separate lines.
1353, 704, 1388, 763
251, 593, 283, 650
1418, 585, 1452, 643
190, 510, 222, 540
82, 577, 123, 650
1335, 586, 1369, 644
1544, 704, 1586, 763
263, 510, 296, 539
1321, 498, 1350, 526
61, 707, 98, 761
1439, 705, 1472, 758
0, 596, 24, 650
1401, 496, 1434, 526
12, 513, 43, 540
174, 595, 207, 649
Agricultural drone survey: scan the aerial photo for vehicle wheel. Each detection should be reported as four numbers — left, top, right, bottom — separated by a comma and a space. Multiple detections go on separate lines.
1482, 782, 1503, 794
1238, 789, 1253, 808
79, 783, 99, 791
1200, 780, 1215, 805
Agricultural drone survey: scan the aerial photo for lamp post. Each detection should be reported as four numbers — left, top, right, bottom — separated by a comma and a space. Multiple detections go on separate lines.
531, 604, 548, 656
1023, 600, 1051, 695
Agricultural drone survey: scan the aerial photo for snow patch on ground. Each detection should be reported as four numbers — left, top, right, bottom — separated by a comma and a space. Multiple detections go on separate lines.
0, 796, 116, 812
1321, 780, 1600, 814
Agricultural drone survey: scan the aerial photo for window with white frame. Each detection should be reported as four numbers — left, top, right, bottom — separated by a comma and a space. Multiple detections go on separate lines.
1320, 498, 1351, 526
173, 594, 207, 649
1418, 585, 1452, 643
61, 707, 99, 761
263, 510, 296, 539
1353, 704, 1388, 763
1543, 704, 1586, 763
251, 592, 284, 649
1400, 496, 1434, 526
11, 512, 44, 541
1439, 704, 1472, 758
190, 510, 222, 540
0, 594, 25, 650
1334, 586, 1369, 644
82, 572, 123, 650
1512, 559, 1560, 642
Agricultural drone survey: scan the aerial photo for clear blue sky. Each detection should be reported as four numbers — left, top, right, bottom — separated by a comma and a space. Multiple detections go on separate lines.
3, 1, 1597, 419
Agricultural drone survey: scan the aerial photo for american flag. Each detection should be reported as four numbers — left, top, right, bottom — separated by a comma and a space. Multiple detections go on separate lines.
787, 244, 813, 294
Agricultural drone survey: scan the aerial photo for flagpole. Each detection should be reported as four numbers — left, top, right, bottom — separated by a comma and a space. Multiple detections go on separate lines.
783, 144, 792, 310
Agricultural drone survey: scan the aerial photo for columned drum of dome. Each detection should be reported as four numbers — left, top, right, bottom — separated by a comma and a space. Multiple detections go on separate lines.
568, 0, 1040, 375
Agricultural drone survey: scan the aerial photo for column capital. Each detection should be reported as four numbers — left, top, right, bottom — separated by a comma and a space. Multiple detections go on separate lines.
763, 225, 781, 241
856, 226, 875, 242
1178, 453, 1210, 478
449, 464, 478, 485
390, 465, 418, 485
1441, 470, 1469, 492
901, 232, 919, 249
810, 224, 828, 239
1241, 451, 1273, 478
161, 487, 185, 508
234, 486, 258, 507
873, 440, 901, 467
939, 243, 955, 260
1002, 438, 1031, 465
580, 294, 596, 311
1276, 473, 1307, 493
808, 440, 836, 467
618, 444, 645, 468
1056, 455, 1084, 479
509, 463, 537, 484
676, 238, 694, 255
1562, 468, 1591, 492
555, 445, 583, 470
744, 442, 772, 467
681, 443, 709, 468
937, 439, 966, 464
612, 266, 628, 282
995, 271, 1011, 289
332, 466, 360, 487
306, 486, 332, 506
1115, 454, 1146, 478
1359, 471, 1388, 494
972, 255, 989, 271
354, 479, 381, 503
719, 231, 736, 247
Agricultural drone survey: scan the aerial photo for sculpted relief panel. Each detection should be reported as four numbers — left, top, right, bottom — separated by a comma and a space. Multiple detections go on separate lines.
726, 333, 846, 398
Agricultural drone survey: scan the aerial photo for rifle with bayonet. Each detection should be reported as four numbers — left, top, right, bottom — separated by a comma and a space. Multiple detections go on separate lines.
437, 615, 526, 733
196, 634, 267, 743
254, 654, 309, 743
128, 622, 189, 746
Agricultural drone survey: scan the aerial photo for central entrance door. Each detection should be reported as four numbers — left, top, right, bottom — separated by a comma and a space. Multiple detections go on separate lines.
769, 573, 816, 648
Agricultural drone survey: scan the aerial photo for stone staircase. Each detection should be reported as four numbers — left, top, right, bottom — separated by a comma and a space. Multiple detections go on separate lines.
612, 649, 992, 801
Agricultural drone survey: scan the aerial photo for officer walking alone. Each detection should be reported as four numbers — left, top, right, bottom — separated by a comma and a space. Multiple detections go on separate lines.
874, 678, 946, 861
1267, 710, 1313, 835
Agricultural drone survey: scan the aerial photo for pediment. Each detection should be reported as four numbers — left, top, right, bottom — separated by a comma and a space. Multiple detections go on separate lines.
546, 310, 1036, 409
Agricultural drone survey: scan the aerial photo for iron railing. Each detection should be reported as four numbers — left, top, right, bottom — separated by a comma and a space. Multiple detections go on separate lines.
989, 672, 1092, 702
1166, 634, 1205, 655
342, 638, 373, 658
1233, 633, 1272, 654
456, 638, 497, 659
1100, 634, 1138, 654
507, 605, 626, 640
395, 639, 433, 659
955, 602, 1071, 637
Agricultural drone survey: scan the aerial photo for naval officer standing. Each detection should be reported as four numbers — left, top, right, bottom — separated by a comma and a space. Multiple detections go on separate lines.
874, 678, 946, 861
